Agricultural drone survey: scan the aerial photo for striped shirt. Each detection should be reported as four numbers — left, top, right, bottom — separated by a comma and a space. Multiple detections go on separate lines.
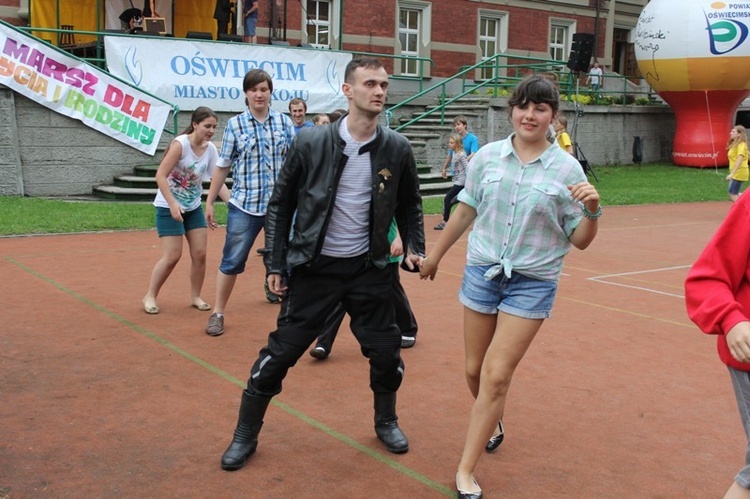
451, 150, 469, 186
321, 117, 375, 257
217, 108, 294, 215
457, 133, 586, 282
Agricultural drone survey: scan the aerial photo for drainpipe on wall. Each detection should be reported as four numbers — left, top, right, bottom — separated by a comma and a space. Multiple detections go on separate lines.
593, 0, 601, 59
338, 0, 343, 50
18, 0, 29, 22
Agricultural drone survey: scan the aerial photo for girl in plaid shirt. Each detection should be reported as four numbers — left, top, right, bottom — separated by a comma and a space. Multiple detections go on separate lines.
420, 76, 600, 498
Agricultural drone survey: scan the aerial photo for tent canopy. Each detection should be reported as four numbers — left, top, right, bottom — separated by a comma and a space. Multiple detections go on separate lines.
30, 0, 220, 44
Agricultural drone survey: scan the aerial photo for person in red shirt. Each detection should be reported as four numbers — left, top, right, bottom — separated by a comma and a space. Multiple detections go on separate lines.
686, 195, 750, 498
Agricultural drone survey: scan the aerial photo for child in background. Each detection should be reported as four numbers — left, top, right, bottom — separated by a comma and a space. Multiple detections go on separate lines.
327, 108, 347, 123
142, 106, 230, 315
439, 116, 480, 178
435, 133, 469, 231
312, 113, 330, 125
726, 125, 748, 202
555, 115, 574, 155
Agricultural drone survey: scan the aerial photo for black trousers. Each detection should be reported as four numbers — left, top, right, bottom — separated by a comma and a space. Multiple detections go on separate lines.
442, 184, 464, 222
216, 19, 229, 35
316, 262, 418, 353
246, 254, 404, 397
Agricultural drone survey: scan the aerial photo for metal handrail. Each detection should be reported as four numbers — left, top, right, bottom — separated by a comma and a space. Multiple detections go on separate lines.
464, 61, 656, 105
344, 51, 434, 93
386, 53, 566, 132
388, 53, 661, 132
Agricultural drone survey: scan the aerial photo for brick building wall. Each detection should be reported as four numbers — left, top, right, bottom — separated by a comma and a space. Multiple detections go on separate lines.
0, 0, 25, 27
268, 0, 635, 79
9, 1, 642, 78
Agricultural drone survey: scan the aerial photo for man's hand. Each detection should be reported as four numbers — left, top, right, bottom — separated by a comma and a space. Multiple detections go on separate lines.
267, 273, 287, 296
390, 234, 403, 258
205, 204, 219, 229
402, 253, 423, 271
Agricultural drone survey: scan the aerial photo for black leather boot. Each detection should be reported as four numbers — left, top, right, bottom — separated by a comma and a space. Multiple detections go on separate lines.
220, 391, 271, 471
374, 392, 409, 454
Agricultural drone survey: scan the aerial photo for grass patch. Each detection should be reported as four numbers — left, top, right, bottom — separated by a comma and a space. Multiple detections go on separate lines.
0, 198, 228, 236
591, 163, 728, 205
0, 163, 730, 236
424, 163, 729, 208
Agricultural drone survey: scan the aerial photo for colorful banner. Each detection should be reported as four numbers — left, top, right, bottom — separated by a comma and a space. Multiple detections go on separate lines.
0, 23, 172, 155
104, 36, 352, 113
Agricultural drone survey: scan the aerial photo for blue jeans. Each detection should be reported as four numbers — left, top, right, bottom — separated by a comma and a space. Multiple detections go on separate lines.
459, 265, 557, 319
218, 203, 265, 275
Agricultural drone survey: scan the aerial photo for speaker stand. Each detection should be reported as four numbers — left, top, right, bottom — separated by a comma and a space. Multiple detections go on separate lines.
571, 75, 598, 182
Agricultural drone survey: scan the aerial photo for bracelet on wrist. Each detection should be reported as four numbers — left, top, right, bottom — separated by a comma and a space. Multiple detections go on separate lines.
582, 205, 602, 220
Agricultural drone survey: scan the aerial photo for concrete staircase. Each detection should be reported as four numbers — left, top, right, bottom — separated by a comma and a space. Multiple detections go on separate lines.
397, 96, 490, 198
93, 165, 235, 201
92, 96, 491, 201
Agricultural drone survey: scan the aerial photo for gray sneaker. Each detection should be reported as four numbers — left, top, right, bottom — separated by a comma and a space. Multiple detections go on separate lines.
206, 313, 224, 336
401, 336, 416, 348
309, 346, 329, 360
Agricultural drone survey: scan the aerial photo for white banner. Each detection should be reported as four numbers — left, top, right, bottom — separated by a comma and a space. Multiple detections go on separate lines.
104, 36, 351, 113
0, 24, 172, 155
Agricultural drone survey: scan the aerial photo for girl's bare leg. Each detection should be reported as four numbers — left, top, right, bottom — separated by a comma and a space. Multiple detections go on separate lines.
185, 228, 210, 309
143, 235, 183, 313
456, 312, 544, 493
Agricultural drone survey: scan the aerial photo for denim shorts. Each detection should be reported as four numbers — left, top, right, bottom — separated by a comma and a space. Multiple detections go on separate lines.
729, 179, 744, 195
219, 203, 265, 275
244, 16, 257, 36
459, 264, 557, 319
155, 206, 207, 237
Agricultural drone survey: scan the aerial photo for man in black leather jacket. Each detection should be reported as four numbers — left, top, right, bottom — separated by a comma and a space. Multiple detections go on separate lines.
220, 57, 426, 472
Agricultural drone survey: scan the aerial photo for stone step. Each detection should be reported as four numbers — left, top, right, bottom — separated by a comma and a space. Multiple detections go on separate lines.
93, 185, 165, 201
113, 175, 233, 189
95, 182, 451, 201
419, 172, 453, 185
134, 164, 158, 177
418, 180, 454, 197
409, 113, 481, 123
425, 103, 489, 115
95, 168, 440, 200
401, 122, 453, 129
402, 130, 443, 138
